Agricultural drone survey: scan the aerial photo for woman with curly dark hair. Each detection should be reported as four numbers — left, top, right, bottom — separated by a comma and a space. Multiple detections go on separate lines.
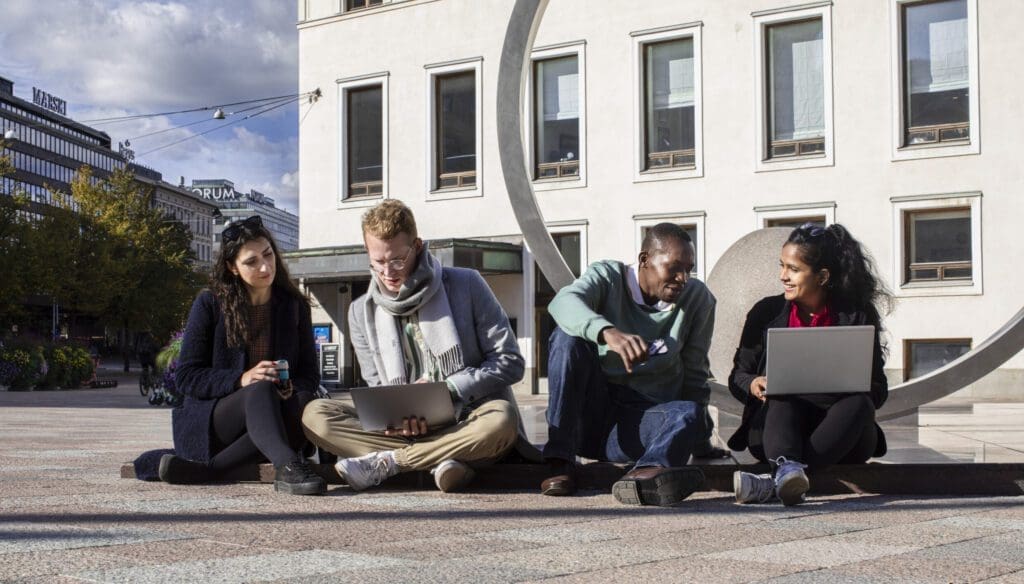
728, 223, 892, 506
158, 215, 325, 495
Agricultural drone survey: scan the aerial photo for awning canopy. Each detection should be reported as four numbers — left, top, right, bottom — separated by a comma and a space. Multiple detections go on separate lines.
283, 238, 523, 283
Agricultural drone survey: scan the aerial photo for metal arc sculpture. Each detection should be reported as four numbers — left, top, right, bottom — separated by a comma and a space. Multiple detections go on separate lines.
496, 0, 1024, 421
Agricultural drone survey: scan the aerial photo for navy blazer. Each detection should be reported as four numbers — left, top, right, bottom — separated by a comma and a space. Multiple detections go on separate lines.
726, 294, 888, 457
172, 287, 319, 462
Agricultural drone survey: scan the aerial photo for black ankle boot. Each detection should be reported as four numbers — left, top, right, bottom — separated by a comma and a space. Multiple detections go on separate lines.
158, 454, 213, 484
274, 460, 326, 495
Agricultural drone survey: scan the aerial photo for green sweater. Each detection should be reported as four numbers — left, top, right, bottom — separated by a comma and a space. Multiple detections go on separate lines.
548, 260, 716, 404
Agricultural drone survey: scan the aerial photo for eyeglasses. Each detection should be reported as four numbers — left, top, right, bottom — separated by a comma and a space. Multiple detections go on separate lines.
222, 216, 262, 242
800, 222, 826, 238
369, 245, 415, 274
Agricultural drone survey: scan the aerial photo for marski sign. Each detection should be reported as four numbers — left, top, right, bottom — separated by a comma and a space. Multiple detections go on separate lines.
32, 87, 67, 116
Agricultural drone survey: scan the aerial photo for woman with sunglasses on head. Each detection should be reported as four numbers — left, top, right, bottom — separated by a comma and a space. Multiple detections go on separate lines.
728, 223, 892, 506
158, 215, 326, 495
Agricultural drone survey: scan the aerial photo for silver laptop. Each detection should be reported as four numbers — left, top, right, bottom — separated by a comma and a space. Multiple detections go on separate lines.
350, 382, 456, 432
765, 326, 874, 395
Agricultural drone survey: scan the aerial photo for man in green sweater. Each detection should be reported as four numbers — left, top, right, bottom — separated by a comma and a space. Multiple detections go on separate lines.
540, 223, 716, 506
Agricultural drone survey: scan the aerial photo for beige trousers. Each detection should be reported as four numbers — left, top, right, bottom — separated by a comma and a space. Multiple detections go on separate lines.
301, 397, 518, 471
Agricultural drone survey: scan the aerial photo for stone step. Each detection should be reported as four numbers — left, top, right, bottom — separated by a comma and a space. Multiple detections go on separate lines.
121, 461, 1024, 496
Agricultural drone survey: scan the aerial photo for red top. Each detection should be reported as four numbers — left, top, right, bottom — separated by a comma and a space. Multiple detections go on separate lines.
788, 302, 835, 328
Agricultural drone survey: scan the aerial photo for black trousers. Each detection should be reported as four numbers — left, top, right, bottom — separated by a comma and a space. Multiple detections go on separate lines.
761, 392, 877, 469
208, 381, 309, 471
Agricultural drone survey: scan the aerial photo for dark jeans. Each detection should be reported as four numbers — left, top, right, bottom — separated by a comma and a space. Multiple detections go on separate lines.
543, 328, 708, 468
209, 381, 309, 471
762, 392, 877, 469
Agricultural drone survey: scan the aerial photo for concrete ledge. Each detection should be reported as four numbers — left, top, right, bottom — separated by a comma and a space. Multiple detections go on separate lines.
122, 462, 1024, 496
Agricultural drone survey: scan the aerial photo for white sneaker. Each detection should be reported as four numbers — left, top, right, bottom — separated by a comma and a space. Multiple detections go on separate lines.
733, 471, 775, 504
773, 457, 809, 506
335, 451, 398, 491
431, 459, 475, 493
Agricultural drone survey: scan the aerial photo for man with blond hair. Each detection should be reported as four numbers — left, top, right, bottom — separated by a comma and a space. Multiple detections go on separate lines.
303, 199, 531, 492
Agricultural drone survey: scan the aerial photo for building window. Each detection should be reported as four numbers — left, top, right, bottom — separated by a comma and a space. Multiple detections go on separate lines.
347, 86, 383, 198
766, 19, 824, 159
901, 0, 969, 146
534, 55, 579, 180
905, 208, 972, 283
643, 38, 695, 171
634, 212, 705, 281
346, 0, 382, 11
891, 0, 978, 160
425, 58, 482, 199
535, 231, 582, 379
904, 338, 971, 380
754, 202, 835, 231
434, 71, 475, 190
891, 192, 981, 296
765, 216, 826, 229
753, 4, 833, 171
338, 72, 389, 205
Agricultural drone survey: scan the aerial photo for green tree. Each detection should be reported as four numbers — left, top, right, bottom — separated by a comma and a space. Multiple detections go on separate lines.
70, 168, 202, 344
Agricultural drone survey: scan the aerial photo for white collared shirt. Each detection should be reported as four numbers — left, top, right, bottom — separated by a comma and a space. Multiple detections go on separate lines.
626, 264, 675, 312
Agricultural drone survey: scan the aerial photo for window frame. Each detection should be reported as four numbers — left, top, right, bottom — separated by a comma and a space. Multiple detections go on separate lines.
890, 0, 980, 161
752, 3, 834, 173
632, 212, 706, 282
336, 71, 389, 208
891, 191, 982, 297
527, 41, 588, 192
754, 201, 836, 230
630, 22, 704, 183
424, 57, 483, 201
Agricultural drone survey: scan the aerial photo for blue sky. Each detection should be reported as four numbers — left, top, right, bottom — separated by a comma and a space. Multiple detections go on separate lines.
0, 0, 305, 213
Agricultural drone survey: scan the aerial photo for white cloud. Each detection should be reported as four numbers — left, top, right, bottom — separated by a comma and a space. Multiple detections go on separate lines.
0, 0, 303, 215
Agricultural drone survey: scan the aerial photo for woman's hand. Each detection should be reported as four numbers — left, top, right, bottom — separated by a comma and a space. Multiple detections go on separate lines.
750, 376, 767, 402
240, 360, 279, 387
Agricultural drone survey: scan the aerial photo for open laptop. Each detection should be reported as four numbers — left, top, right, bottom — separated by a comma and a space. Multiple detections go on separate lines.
350, 382, 457, 432
765, 325, 874, 395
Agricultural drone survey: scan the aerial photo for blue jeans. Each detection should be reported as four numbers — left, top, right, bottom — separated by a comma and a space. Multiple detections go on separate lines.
542, 328, 708, 468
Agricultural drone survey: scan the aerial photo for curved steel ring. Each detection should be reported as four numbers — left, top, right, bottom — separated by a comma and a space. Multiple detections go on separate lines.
495, 0, 1024, 421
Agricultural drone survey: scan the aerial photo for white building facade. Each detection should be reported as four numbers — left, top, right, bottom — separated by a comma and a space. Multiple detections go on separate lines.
294, 0, 1023, 396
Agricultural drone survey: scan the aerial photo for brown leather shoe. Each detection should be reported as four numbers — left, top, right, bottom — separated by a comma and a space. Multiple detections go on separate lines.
540, 458, 577, 496
611, 466, 704, 507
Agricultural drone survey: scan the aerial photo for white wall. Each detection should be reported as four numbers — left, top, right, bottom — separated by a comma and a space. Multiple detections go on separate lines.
298, 0, 1024, 387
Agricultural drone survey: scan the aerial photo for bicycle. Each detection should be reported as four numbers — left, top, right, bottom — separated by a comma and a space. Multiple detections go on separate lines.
139, 365, 158, 396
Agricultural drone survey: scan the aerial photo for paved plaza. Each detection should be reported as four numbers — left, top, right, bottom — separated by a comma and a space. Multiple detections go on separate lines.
1, 370, 1023, 583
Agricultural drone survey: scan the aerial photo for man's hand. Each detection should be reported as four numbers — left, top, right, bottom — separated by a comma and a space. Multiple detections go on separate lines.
599, 327, 648, 374
385, 416, 429, 437
240, 360, 279, 387
750, 376, 767, 402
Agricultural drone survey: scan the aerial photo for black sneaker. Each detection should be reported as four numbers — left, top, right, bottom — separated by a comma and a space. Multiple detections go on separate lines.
158, 454, 213, 484
274, 460, 327, 496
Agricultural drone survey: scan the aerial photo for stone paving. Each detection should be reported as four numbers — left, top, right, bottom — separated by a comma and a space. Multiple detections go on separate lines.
1, 372, 1023, 583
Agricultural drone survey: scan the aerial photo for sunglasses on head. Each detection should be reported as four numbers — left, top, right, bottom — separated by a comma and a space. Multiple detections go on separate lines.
222, 216, 262, 242
800, 222, 826, 238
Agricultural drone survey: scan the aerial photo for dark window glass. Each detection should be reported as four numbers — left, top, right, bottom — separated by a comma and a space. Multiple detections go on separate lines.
906, 339, 970, 379
346, 85, 383, 198
902, 0, 969, 146
644, 38, 695, 170
435, 71, 476, 190
534, 55, 580, 180
906, 208, 972, 282
766, 18, 825, 159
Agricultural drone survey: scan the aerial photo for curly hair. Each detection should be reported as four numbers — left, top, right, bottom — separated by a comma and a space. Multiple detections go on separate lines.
362, 199, 418, 240
786, 223, 893, 328
209, 218, 307, 348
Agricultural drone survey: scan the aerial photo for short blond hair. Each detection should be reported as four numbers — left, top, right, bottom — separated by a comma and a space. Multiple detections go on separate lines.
361, 199, 418, 240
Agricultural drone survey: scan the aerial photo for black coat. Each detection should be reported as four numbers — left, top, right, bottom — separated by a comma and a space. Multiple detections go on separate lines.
172, 288, 319, 462
726, 294, 887, 457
